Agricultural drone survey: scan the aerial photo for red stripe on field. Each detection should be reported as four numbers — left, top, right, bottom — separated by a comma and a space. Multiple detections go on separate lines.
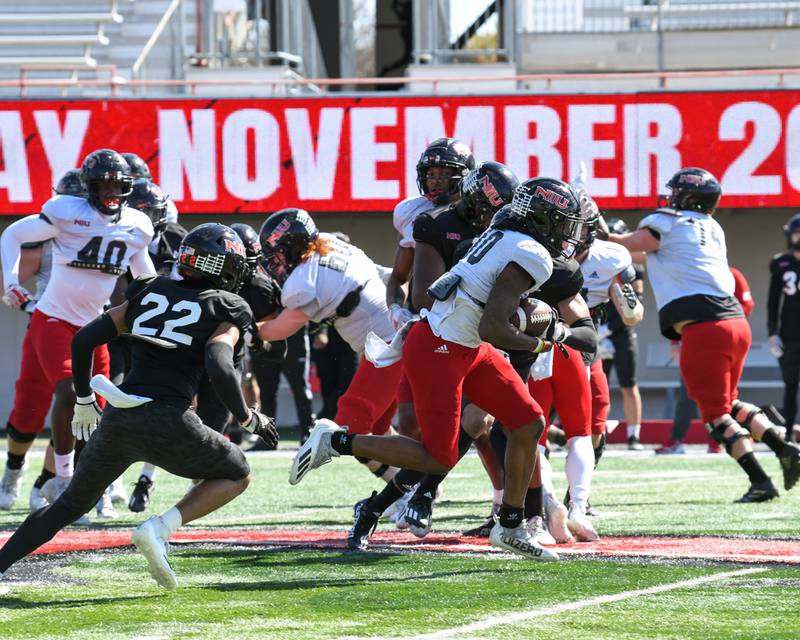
1, 529, 797, 564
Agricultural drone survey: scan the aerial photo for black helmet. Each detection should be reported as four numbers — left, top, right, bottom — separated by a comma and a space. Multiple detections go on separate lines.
54, 168, 86, 197
122, 152, 152, 180
784, 213, 800, 251
572, 187, 601, 254
230, 222, 262, 272
127, 179, 168, 235
460, 161, 519, 233
259, 208, 318, 282
80, 148, 134, 218
663, 167, 721, 214
416, 137, 475, 205
605, 217, 628, 235
177, 223, 248, 292
496, 177, 583, 258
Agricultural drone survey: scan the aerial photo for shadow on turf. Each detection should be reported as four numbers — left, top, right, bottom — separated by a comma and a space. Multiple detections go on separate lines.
0, 594, 162, 609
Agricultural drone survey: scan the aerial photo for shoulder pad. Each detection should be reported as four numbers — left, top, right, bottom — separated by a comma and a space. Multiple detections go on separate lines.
125, 274, 158, 302
652, 207, 682, 217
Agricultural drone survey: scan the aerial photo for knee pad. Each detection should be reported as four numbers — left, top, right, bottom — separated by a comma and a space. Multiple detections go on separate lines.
706, 418, 748, 455
5, 422, 37, 444
731, 400, 763, 430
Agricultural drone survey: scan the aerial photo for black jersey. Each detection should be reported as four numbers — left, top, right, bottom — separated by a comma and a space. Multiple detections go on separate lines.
768, 252, 800, 340
238, 265, 282, 321
413, 203, 477, 270
149, 222, 187, 275
120, 275, 252, 402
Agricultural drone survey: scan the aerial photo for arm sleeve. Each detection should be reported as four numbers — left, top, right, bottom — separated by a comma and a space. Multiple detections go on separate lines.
564, 316, 598, 353
71, 314, 120, 397
767, 258, 781, 334
1, 215, 59, 287
204, 341, 249, 423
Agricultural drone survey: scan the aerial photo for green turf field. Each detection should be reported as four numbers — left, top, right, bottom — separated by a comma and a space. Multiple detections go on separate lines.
0, 443, 798, 639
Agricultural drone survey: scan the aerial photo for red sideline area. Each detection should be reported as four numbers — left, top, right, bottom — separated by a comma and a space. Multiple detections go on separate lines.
0, 529, 797, 565
606, 420, 709, 445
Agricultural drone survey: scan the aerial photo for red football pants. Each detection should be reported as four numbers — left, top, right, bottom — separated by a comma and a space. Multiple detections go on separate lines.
589, 358, 610, 436
680, 317, 751, 423
10, 309, 109, 435
335, 356, 402, 436
403, 321, 542, 468
528, 346, 591, 446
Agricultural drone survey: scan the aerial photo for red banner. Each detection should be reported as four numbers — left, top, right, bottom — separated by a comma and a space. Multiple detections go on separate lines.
1, 90, 800, 215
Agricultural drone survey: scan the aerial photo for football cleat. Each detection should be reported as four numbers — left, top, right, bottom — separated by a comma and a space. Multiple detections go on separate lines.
29, 485, 49, 512
96, 488, 119, 519
41, 475, 70, 504
403, 492, 434, 538
734, 479, 779, 503
0, 465, 24, 510
567, 501, 599, 542
108, 478, 129, 506
526, 515, 556, 546
384, 489, 413, 528
627, 436, 644, 451
655, 440, 685, 455
129, 475, 155, 513
545, 492, 573, 544
289, 419, 342, 485
132, 516, 177, 590
462, 513, 496, 538
779, 444, 800, 491
489, 520, 559, 560
348, 492, 379, 551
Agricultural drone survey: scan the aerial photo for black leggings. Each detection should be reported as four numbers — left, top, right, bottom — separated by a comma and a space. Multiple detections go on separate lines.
779, 343, 800, 427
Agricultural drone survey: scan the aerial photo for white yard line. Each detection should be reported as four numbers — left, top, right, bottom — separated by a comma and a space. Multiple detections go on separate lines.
355, 566, 767, 640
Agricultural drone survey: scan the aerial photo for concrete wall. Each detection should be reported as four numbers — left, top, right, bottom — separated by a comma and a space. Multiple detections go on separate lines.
0, 206, 793, 426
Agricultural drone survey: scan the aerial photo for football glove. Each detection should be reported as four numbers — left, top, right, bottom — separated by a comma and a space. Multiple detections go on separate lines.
2, 284, 32, 311
389, 304, 414, 330
71, 394, 102, 441
242, 408, 279, 449
769, 335, 784, 358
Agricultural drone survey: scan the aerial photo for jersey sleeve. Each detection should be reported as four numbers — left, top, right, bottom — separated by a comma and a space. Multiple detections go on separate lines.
40, 195, 78, 230
511, 238, 554, 288
281, 272, 319, 317
608, 242, 633, 276
638, 211, 679, 237
124, 274, 158, 301
730, 266, 755, 317
213, 292, 254, 335
393, 198, 419, 248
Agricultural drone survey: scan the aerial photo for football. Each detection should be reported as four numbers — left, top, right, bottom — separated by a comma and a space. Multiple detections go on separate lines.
510, 297, 555, 338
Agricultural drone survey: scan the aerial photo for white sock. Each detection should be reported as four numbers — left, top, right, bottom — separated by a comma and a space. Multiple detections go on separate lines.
54, 452, 74, 478
627, 424, 641, 439
139, 463, 157, 481
492, 488, 503, 506
159, 506, 182, 535
537, 444, 555, 496
565, 436, 594, 510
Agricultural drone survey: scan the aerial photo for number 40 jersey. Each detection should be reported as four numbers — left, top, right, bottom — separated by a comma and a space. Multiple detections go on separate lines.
121, 274, 253, 403
37, 194, 153, 326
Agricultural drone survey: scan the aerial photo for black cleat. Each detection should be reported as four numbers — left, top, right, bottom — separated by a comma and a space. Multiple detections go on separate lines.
404, 493, 433, 538
779, 444, 800, 491
128, 475, 154, 513
734, 479, 779, 503
462, 513, 495, 538
347, 492, 379, 551
627, 436, 644, 451
585, 501, 600, 517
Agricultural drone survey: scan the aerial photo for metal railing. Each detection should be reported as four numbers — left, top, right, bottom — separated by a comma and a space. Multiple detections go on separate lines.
131, 0, 186, 83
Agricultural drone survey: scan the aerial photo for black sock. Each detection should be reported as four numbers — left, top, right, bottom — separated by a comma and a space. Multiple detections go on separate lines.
416, 473, 445, 500
33, 469, 55, 490
736, 452, 770, 484
761, 428, 795, 457
523, 486, 543, 520
368, 478, 407, 516
489, 423, 507, 472
6, 452, 25, 471
330, 432, 355, 456
498, 502, 523, 529
594, 434, 606, 468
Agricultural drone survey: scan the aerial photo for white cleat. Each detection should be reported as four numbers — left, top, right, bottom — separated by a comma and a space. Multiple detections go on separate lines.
41, 475, 70, 504
567, 501, 599, 542
526, 515, 556, 546
490, 520, 559, 560
132, 516, 177, 590
289, 419, 342, 485
96, 488, 119, 519
0, 465, 25, 510
545, 492, 574, 544
29, 485, 49, 512
108, 478, 128, 507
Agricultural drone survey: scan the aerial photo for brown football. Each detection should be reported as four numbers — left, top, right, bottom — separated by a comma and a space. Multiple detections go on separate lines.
510, 297, 555, 338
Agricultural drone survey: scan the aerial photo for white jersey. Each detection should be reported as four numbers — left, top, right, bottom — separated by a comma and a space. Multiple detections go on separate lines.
37, 195, 153, 326
281, 233, 394, 351
580, 240, 633, 309
638, 208, 733, 311
393, 196, 434, 248
427, 227, 553, 348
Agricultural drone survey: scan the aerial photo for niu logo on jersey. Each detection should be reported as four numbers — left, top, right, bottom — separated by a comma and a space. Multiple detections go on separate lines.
533, 186, 570, 209
478, 175, 504, 207
73, 219, 91, 227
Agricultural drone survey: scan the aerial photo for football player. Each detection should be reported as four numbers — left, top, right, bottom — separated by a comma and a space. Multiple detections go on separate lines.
0, 150, 154, 511
767, 213, 800, 442
291, 177, 589, 561
610, 167, 800, 502
388, 138, 475, 441
346, 161, 518, 547
122, 151, 179, 225
0, 223, 277, 589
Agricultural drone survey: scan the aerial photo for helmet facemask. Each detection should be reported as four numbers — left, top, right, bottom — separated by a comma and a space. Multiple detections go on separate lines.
88, 177, 133, 218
